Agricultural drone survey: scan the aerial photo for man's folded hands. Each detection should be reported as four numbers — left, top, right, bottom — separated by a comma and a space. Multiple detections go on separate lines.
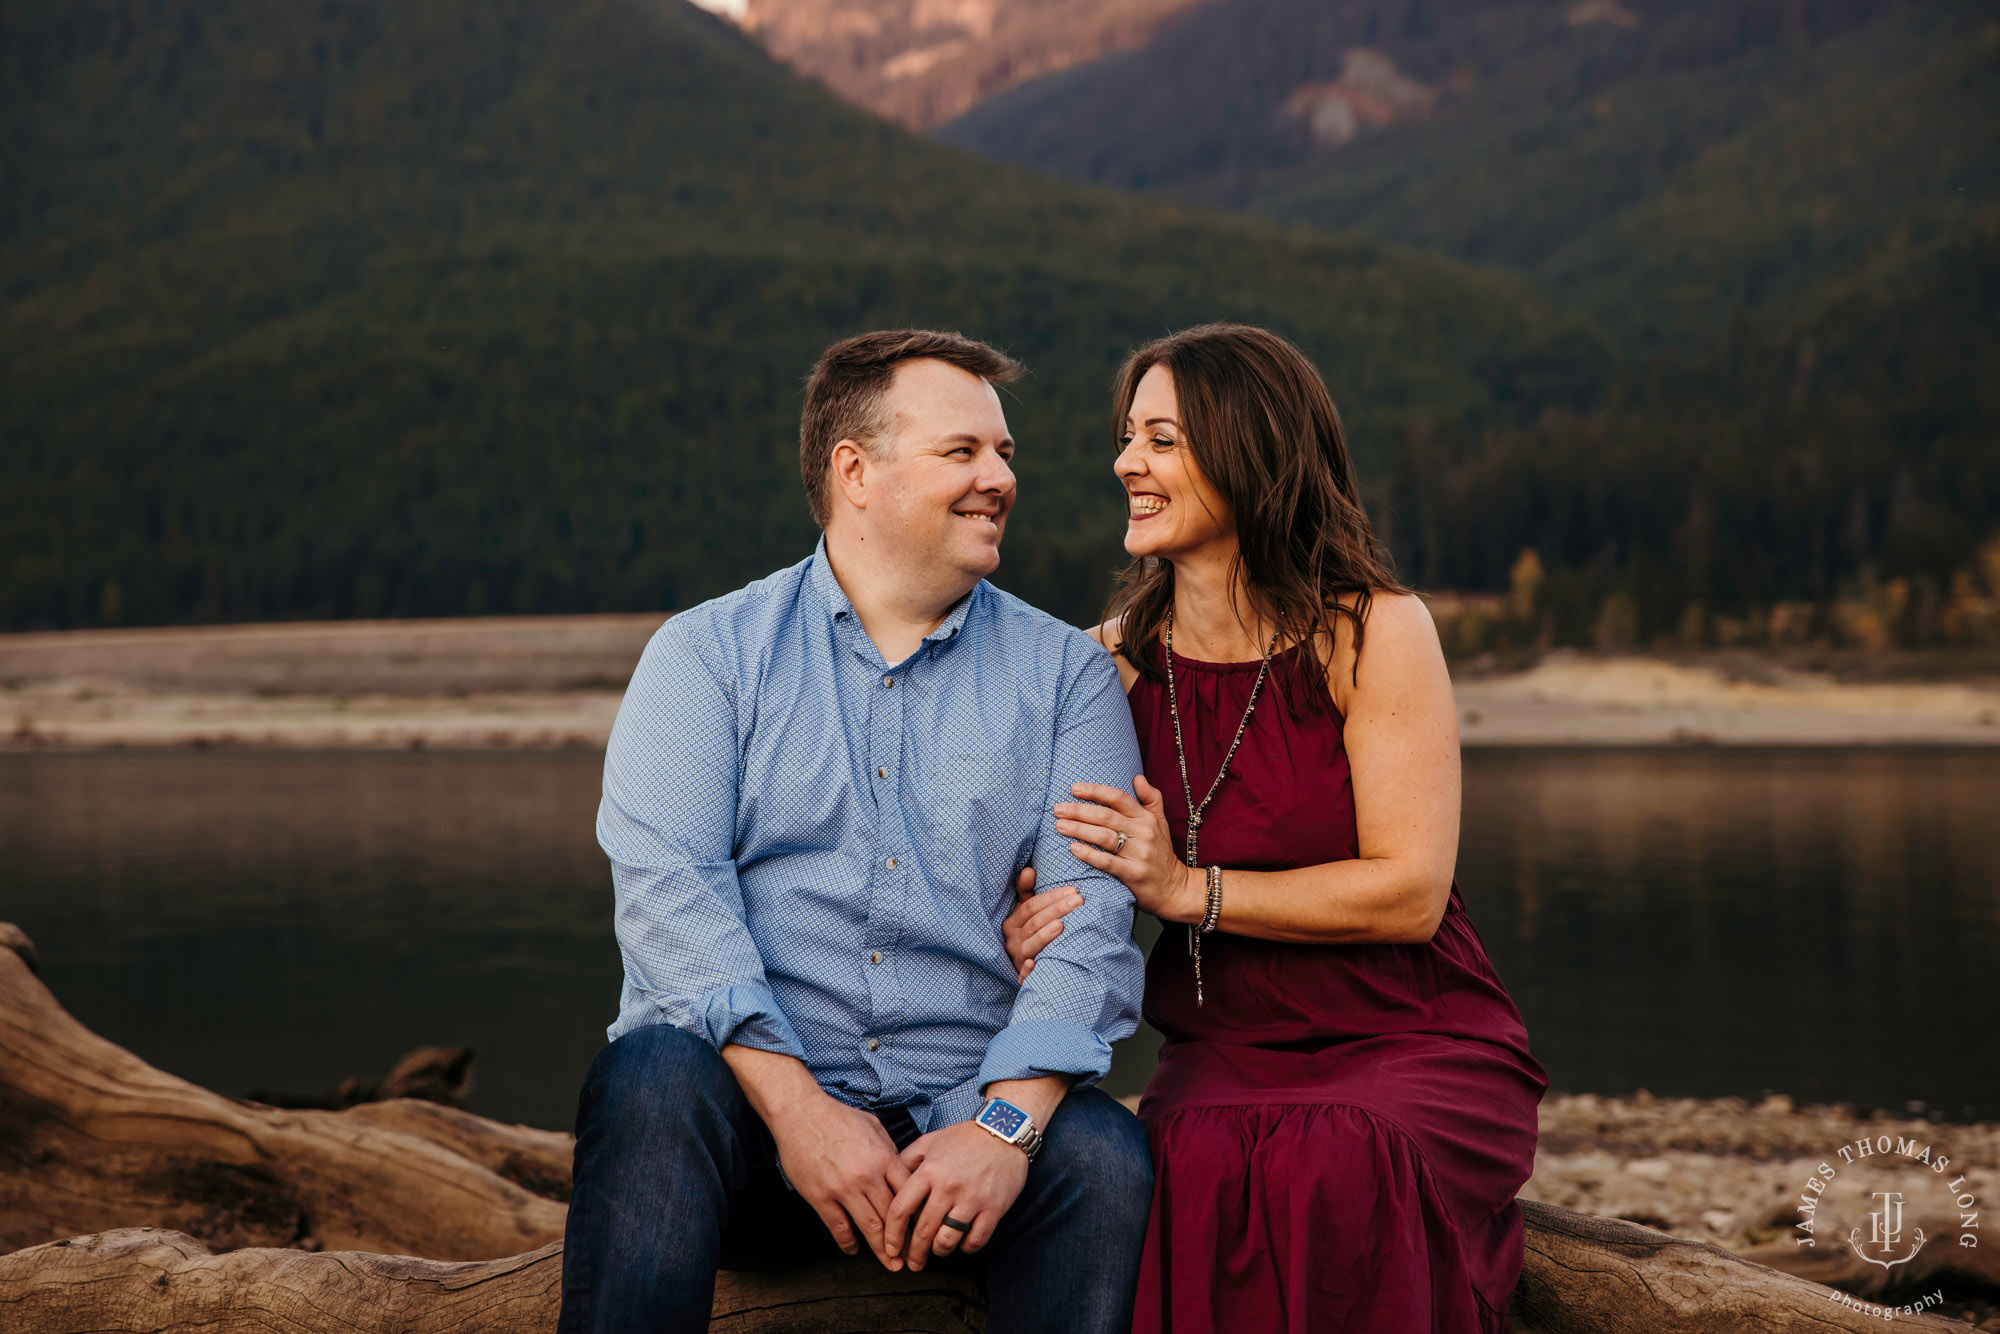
769, 1095, 913, 1269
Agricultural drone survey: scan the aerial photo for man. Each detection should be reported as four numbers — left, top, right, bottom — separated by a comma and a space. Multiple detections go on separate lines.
558, 330, 1153, 1333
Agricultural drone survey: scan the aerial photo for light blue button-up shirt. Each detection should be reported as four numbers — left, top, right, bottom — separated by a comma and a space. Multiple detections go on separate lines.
599, 543, 1145, 1132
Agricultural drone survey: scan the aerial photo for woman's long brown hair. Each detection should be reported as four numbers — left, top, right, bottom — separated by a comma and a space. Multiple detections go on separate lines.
1106, 323, 1405, 707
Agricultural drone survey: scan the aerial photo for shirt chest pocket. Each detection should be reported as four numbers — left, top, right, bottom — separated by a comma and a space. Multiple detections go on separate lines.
921, 748, 1041, 914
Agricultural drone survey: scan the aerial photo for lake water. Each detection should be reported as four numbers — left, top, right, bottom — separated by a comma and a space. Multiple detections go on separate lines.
3, 749, 1996, 1131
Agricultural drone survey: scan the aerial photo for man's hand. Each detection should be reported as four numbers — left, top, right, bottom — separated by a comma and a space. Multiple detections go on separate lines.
768, 1097, 913, 1269
884, 1119, 1030, 1269
884, 1074, 1067, 1269
722, 1046, 910, 1269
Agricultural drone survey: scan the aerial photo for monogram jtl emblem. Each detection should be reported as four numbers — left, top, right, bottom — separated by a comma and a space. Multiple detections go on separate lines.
1850, 1191, 1928, 1270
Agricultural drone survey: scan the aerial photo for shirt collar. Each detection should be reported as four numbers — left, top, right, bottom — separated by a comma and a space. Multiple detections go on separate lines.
807, 537, 983, 650
927, 583, 979, 646
807, 537, 855, 623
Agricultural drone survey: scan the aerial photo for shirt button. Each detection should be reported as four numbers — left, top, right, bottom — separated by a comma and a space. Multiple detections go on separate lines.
870, 951, 883, 965
882, 676, 894, 689
877, 767, 888, 779
886, 857, 898, 868
866, 1038, 880, 1051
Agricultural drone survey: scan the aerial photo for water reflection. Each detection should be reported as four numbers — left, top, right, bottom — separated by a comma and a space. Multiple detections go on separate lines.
0, 752, 617, 1130
2, 748, 1995, 1130
1461, 749, 2000, 1122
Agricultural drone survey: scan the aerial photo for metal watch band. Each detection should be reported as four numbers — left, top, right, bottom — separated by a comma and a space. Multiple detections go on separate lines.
975, 1098, 1044, 1161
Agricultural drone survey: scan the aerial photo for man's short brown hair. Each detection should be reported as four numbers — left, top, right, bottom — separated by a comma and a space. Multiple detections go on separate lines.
799, 330, 1024, 528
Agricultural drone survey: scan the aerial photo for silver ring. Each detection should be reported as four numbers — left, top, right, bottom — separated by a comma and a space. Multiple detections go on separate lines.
1113, 831, 1129, 855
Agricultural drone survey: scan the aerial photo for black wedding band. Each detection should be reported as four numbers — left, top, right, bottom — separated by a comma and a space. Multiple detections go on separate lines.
939, 1215, 974, 1233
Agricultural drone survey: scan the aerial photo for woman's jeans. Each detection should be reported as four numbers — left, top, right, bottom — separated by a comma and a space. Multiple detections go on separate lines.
556, 1024, 1153, 1334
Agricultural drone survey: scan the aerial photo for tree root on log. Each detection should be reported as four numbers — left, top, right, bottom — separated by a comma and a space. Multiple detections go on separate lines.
247, 1043, 479, 1110
0, 922, 1980, 1332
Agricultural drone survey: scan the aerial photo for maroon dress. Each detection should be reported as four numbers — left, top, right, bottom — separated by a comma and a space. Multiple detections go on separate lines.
1130, 645, 1546, 1334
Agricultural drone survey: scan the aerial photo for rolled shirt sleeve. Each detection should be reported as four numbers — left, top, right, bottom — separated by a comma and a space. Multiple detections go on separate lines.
972, 639, 1145, 1099
599, 620, 806, 1059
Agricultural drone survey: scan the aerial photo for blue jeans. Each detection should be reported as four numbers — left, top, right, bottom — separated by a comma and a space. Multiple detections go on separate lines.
557, 1025, 1152, 1334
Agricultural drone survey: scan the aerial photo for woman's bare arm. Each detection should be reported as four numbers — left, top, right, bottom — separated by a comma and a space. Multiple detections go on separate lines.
1057, 593, 1460, 945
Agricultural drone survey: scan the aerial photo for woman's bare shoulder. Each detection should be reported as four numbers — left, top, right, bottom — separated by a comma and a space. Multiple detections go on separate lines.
1327, 590, 1445, 710
1358, 590, 1441, 643
1086, 618, 1142, 691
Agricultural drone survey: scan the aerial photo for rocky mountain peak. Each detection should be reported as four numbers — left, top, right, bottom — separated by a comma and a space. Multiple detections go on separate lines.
1277, 48, 1441, 149
704, 0, 1215, 128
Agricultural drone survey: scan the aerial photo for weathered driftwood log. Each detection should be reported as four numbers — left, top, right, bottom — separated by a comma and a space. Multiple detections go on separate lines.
1744, 1230, 2000, 1295
0, 922, 1979, 1333
1507, 1200, 1970, 1332
0, 921, 984, 1331
0, 1213, 1970, 1334
0, 1230, 563, 1334
339, 1097, 576, 1203
0, 922, 564, 1258
0, 1229, 986, 1334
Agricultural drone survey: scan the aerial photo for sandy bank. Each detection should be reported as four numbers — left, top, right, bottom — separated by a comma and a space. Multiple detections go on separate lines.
0, 614, 664, 693
0, 615, 652, 749
1455, 653, 2000, 746
4, 619, 1997, 749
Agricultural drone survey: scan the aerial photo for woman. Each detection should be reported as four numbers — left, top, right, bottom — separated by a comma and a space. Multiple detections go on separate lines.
1004, 324, 1545, 1332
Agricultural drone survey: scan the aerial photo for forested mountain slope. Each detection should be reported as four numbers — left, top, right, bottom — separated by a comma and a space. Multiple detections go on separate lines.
944, 0, 1997, 354
0, 0, 1591, 631
941, 0, 2000, 645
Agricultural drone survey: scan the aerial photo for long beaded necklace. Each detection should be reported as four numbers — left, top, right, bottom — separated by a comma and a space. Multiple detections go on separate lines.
1164, 608, 1280, 1004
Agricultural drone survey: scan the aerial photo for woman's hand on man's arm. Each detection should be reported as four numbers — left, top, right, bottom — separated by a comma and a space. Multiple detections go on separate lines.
1055, 776, 1206, 923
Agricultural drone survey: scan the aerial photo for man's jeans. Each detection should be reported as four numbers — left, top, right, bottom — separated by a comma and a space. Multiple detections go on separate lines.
556, 1025, 1153, 1334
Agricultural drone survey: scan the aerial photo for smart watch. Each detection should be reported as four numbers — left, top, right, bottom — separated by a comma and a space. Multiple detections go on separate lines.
974, 1097, 1043, 1162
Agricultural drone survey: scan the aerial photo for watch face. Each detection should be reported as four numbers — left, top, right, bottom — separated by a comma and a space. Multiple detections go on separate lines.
979, 1100, 1028, 1138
